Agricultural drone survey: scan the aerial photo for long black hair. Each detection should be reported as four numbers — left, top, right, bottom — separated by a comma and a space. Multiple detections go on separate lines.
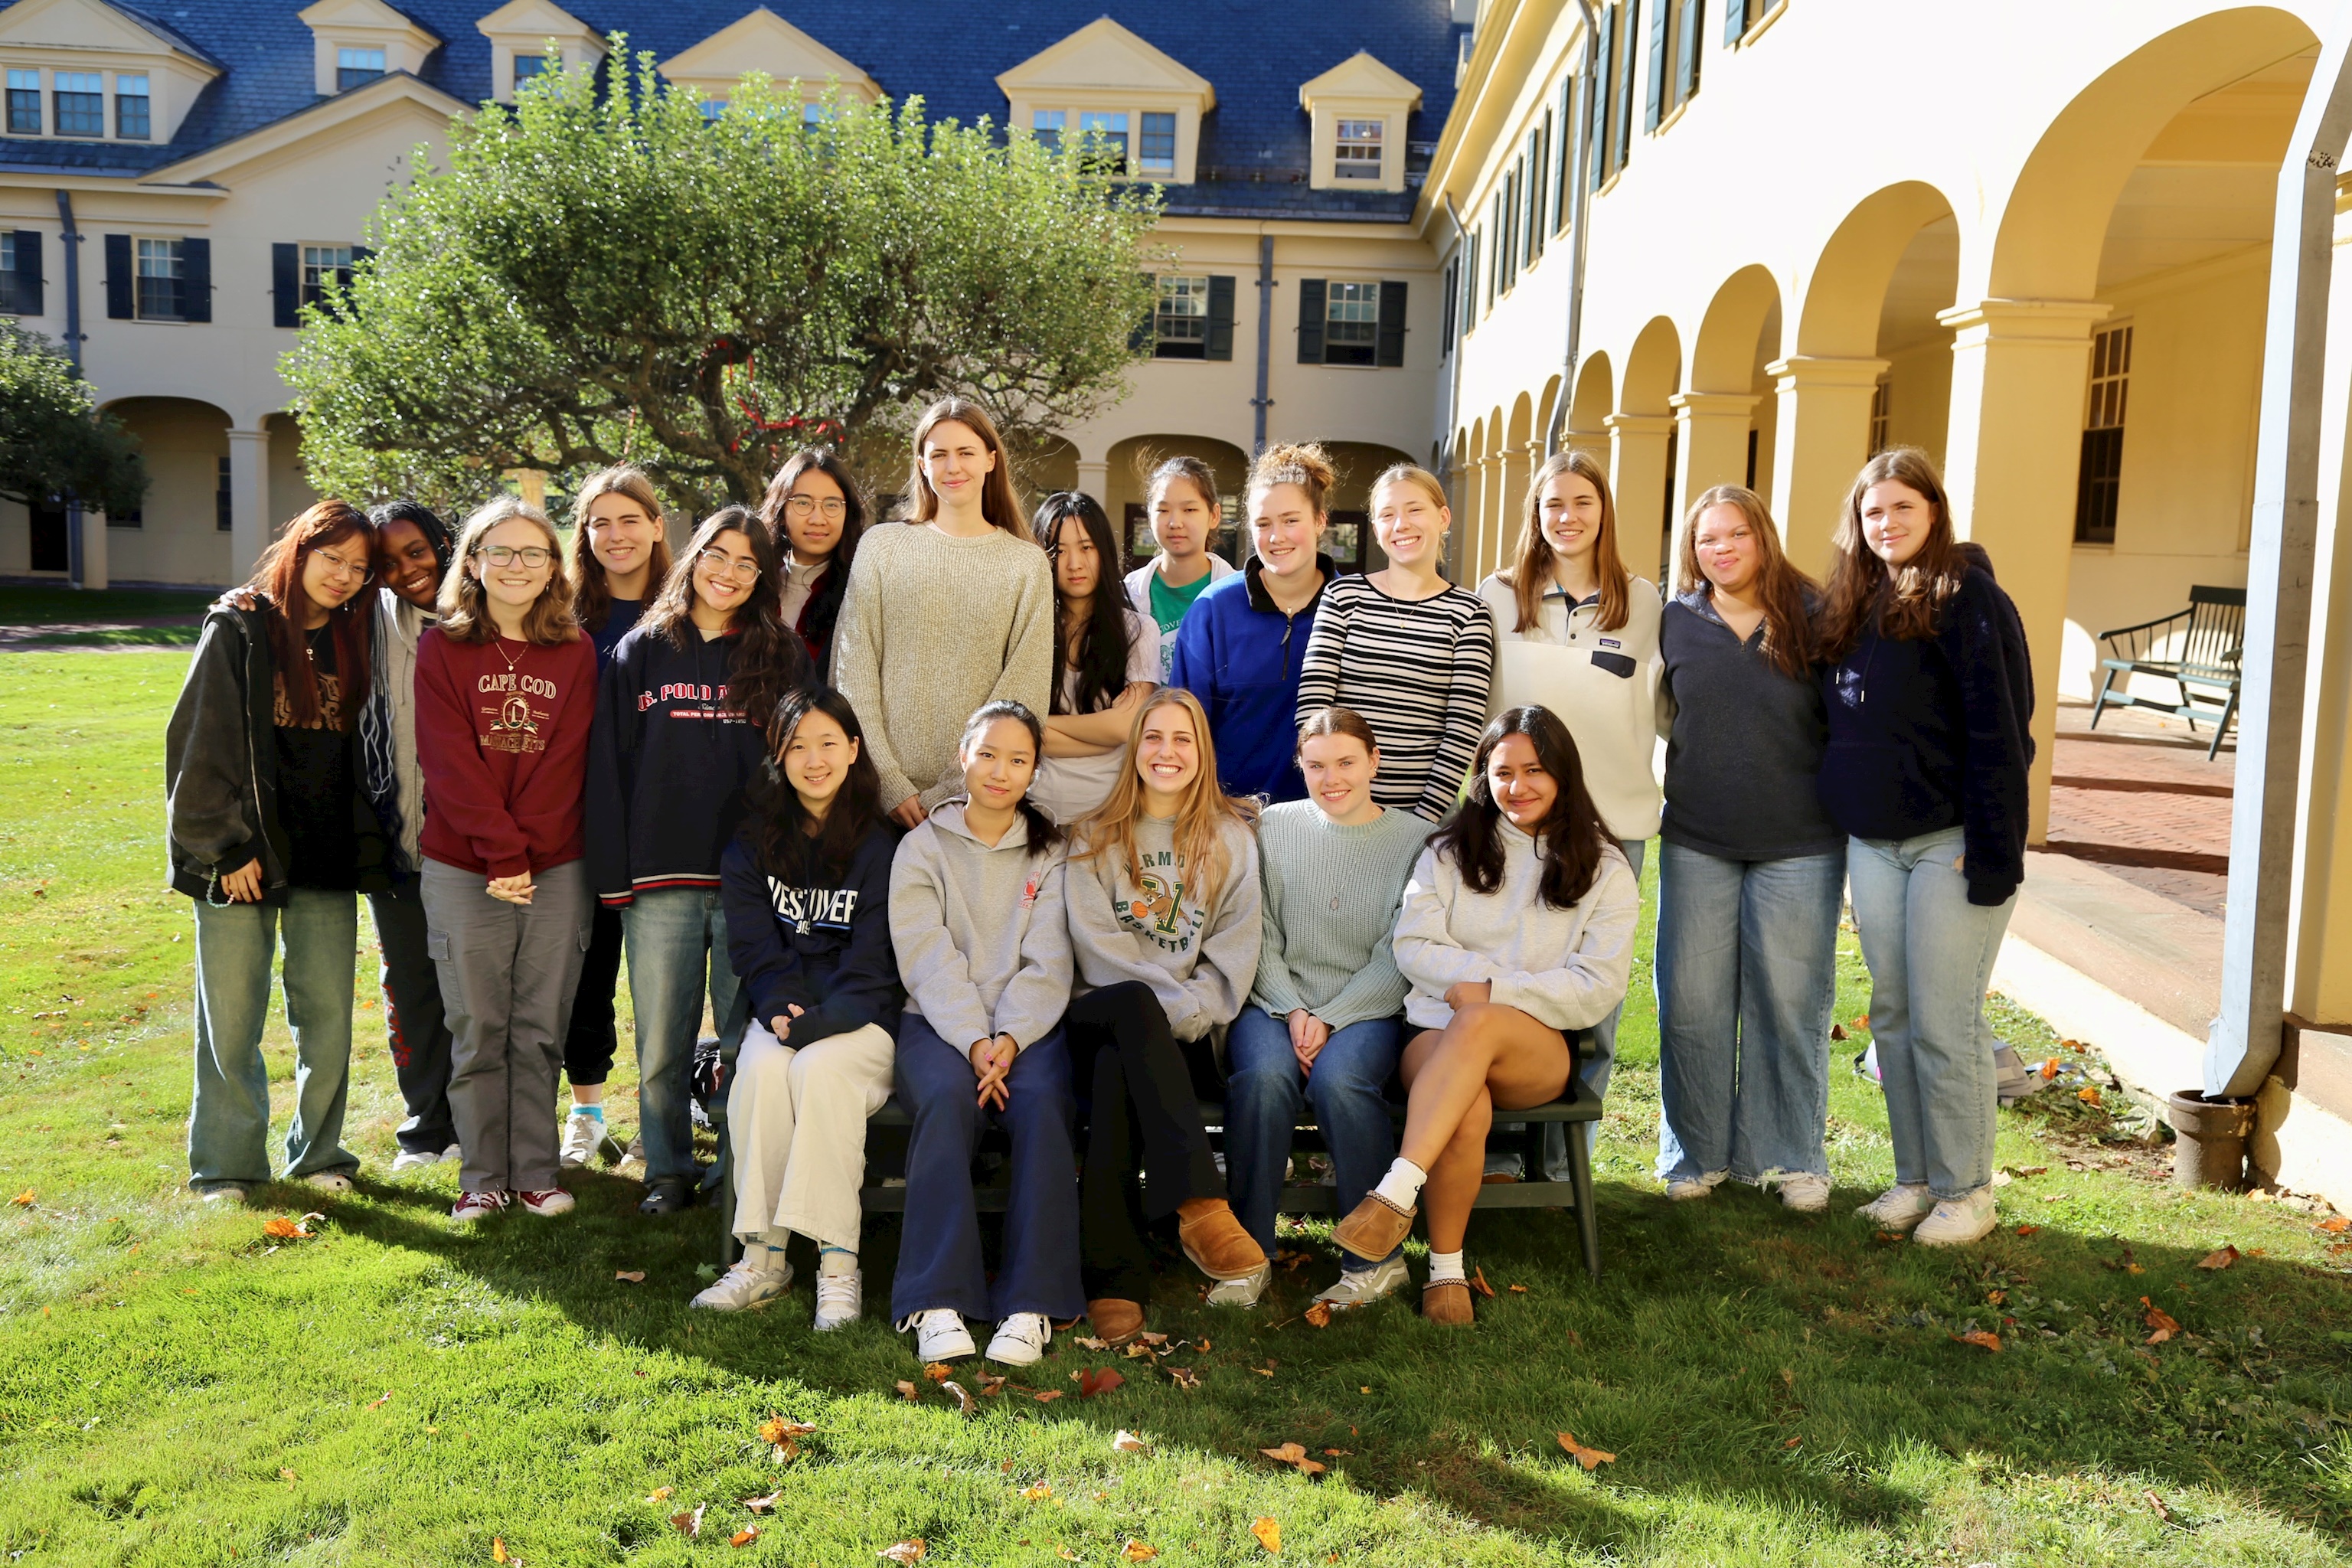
748, 685, 887, 885
1031, 491, 1134, 717
757, 447, 869, 662
956, 699, 1061, 860
640, 505, 810, 729
1429, 705, 1609, 910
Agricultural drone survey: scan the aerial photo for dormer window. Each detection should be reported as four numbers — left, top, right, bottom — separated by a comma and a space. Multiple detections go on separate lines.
336, 47, 384, 90
1299, 52, 1421, 193
1334, 118, 1383, 179
1032, 109, 1063, 152
700, 97, 727, 122
511, 54, 546, 86
53, 71, 102, 136
1079, 110, 1127, 171
6, 70, 38, 134
660, 11, 880, 127
0, 4, 224, 145
115, 73, 148, 138
998, 18, 1214, 186
1138, 112, 1177, 176
299, 0, 439, 96
476, 2, 605, 103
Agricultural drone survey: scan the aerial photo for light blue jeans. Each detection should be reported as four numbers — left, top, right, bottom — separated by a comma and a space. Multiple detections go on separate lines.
1845, 828, 2016, 1200
188, 888, 359, 1190
1654, 841, 1845, 1184
622, 887, 750, 1188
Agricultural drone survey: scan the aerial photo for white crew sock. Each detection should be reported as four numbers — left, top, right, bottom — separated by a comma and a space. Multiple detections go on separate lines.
1371, 1158, 1428, 1212
818, 1245, 858, 1276
750, 1243, 789, 1276
1426, 1250, 1466, 1285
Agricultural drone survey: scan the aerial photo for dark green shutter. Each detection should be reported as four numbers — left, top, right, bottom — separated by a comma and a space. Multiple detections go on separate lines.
11, 230, 41, 315
180, 237, 211, 322
272, 243, 299, 328
1588, 7, 1613, 188
1614, 0, 1639, 168
1376, 280, 1406, 368
1645, 0, 1668, 130
1555, 77, 1573, 227
1725, 0, 1747, 45
1206, 273, 1235, 361
1677, 0, 1704, 103
103, 233, 132, 318
1529, 121, 1547, 259
1440, 256, 1456, 354
1296, 277, 1325, 364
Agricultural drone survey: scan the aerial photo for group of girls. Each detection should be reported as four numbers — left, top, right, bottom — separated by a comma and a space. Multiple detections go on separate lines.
163, 387, 2031, 1361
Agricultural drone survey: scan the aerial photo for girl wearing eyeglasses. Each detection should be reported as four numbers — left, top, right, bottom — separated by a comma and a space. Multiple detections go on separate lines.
413, 496, 599, 1223
1029, 491, 1157, 824
586, 506, 812, 1214
168, 500, 389, 1204
757, 448, 868, 679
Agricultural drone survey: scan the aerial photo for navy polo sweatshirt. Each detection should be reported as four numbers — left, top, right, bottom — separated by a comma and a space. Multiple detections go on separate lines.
1817, 560, 2035, 906
719, 818, 903, 1047
586, 622, 792, 907
1167, 554, 1334, 802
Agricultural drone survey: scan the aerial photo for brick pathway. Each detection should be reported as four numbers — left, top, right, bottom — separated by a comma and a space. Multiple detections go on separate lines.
2041, 697, 2233, 919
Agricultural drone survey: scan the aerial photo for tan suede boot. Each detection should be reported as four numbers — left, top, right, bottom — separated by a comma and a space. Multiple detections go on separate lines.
1086, 1297, 1145, 1344
1421, 1279, 1475, 1326
1332, 1191, 1416, 1263
1175, 1197, 1266, 1281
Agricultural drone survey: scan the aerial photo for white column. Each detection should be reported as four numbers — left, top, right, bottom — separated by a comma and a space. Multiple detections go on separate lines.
227, 428, 270, 586
1766, 354, 1888, 575
1605, 413, 1675, 583
77, 508, 109, 590
1669, 391, 1762, 577
1074, 456, 1111, 505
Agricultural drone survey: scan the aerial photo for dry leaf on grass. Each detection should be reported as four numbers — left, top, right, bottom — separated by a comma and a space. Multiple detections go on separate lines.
1829, 1024, 1847, 1041
1950, 1330, 2002, 1353
2197, 1245, 2241, 1271
367, 1390, 392, 1410
279, 1468, 298, 1482
976, 1373, 1008, 1396
1302, 1300, 1334, 1329
894, 1380, 921, 1403
942, 1381, 975, 1416
1137, 1331, 1168, 1346
1020, 1484, 1053, 1501
923, 1361, 954, 1383
1783, 1436, 1803, 1449
1076, 1367, 1125, 1398
1873, 1230, 1906, 1245
2145, 1488, 2173, 1523
491, 1539, 514, 1564
730, 1526, 760, 1548
262, 1217, 311, 1240
1059, 1551, 1081, 1563
1073, 1335, 1112, 1351
1034, 1390, 1063, 1403
1251, 1364, 1276, 1378
742, 1492, 780, 1514
757, 1416, 815, 1445
645, 1487, 674, 1504
1250, 1516, 1283, 1553
2014, 1224, 2041, 1237
672, 1504, 704, 1538
1557, 1432, 1616, 1471
1508, 1284, 1528, 1294
1259, 1442, 1326, 1477
1112, 1429, 1151, 1452
878, 1540, 927, 1564
1167, 1365, 1202, 1390
2319, 1216, 2350, 1234
1122, 1540, 1159, 1561
612, 1269, 645, 1284
1469, 1266, 1497, 1299
2142, 1297, 2182, 1344
2077, 1086, 2103, 1106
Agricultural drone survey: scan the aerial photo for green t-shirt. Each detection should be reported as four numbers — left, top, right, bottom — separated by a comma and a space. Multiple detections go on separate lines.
1147, 567, 1219, 682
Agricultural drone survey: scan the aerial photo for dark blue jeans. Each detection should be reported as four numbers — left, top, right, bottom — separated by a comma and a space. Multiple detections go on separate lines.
1223, 1006, 1402, 1259
889, 1012, 1083, 1325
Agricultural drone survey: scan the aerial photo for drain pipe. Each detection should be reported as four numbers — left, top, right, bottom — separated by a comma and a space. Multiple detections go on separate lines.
1543, 0, 1602, 457
1250, 231, 1276, 453
56, 189, 87, 587
1440, 191, 1469, 581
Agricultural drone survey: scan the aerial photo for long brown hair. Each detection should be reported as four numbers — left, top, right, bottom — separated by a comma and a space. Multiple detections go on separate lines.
1817, 446, 1970, 662
1677, 485, 1818, 680
1498, 449, 1630, 634
1073, 688, 1259, 910
438, 495, 581, 646
1430, 706, 1610, 910
568, 464, 673, 634
242, 499, 376, 730
907, 399, 1026, 536
639, 506, 809, 726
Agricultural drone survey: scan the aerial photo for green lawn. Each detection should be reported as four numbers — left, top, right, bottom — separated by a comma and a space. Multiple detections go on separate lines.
2, 649, 2350, 1566
0, 585, 213, 648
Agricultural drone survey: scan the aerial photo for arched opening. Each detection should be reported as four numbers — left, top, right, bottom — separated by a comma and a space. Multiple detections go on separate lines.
1679, 264, 1784, 571
1566, 351, 1613, 463
1104, 433, 1250, 567
87, 397, 235, 586
1309, 439, 1420, 574
1615, 316, 1682, 582
1017, 434, 1081, 501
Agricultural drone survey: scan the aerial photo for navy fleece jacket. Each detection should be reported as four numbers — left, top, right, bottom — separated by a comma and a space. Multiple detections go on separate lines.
719, 818, 903, 1049
1818, 561, 2035, 906
1167, 554, 1334, 802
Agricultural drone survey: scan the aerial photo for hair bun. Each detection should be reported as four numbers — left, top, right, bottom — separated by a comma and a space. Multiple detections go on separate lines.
1248, 442, 1336, 511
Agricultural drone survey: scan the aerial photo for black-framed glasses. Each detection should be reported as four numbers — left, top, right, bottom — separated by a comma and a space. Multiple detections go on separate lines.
696, 548, 763, 583
478, 544, 554, 569
783, 495, 847, 521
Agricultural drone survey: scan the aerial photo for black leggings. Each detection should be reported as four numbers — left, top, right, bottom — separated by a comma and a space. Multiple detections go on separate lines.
562, 903, 623, 1088
1067, 981, 1226, 1304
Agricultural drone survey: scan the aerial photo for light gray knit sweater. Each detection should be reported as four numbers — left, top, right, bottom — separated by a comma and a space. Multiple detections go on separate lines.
1065, 813, 1262, 1042
1249, 800, 1431, 1030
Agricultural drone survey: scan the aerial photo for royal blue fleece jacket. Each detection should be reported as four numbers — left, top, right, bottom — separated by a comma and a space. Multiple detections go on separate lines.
1168, 554, 1334, 803
719, 817, 903, 1047
1817, 560, 2035, 906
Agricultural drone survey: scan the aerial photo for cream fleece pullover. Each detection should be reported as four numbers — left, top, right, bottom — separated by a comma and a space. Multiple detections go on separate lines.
887, 801, 1073, 1052
1392, 820, 1638, 1033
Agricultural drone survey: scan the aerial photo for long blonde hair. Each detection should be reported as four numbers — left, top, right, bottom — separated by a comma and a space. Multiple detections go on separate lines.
440, 495, 580, 645
1073, 688, 1259, 909
1498, 449, 1631, 634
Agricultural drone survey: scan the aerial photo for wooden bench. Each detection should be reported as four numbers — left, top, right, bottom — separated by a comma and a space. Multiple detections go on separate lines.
2090, 585, 2246, 760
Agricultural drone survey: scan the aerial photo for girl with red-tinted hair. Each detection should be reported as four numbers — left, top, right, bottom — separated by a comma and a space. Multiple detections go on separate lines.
167, 500, 388, 1204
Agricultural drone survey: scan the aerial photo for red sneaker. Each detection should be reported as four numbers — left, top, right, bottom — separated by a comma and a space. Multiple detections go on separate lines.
451, 1190, 508, 1223
516, 1187, 574, 1217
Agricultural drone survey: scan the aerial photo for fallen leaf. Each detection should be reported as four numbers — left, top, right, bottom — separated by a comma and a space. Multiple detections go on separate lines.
1058, 1551, 1080, 1563
923, 1361, 953, 1383
976, 1374, 1007, 1396
942, 1380, 975, 1416
279, 1468, 298, 1482
261, 1217, 310, 1240
1112, 1429, 1151, 1452
894, 1380, 920, 1403
2319, 1217, 2350, 1234
10, 1189, 32, 1207
1073, 1335, 1112, 1351
1251, 1365, 1276, 1378
1951, 1330, 2003, 1353
1783, 1436, 1803, 1449
2012, 1165, 2049, 1178
673, 1504, 704, 1537
1829, 1023, 1847, 1041
757, 1416, 816, 1446
1137, 1331, 1168, 1346
2014, 1224, 2041, 1237
2197, 1245, 2241, 1271
645, 1487, 675, 1504
1557, 1432, 1616, 1471
1302, 1300, 1333, 1329
367, 1390, 392, 1410
1020, 1484, 1053, 1501
1851, 1014, 1868, 1030
1078, 1367, 1126, 1399
1034, 1390, 1063, 1403
1359, 1385, 1371, 1394
1260, 1442, 1325, 1477
1469, 1266, 1496, 1299
491, 1539, 511, 1564
1250, 1517, 1282, 1553
742, 1492, 779, 1514
1198, 1338, 1211, 1352
879, 1540, 926, 1565
730, 1527, 760, 1548
1168, 1365, 1202, 1390
2145, 1488, 2173, 1523
1508, 1284, 1528, 1294
2142, 1297, 2181, 1345
613, 1269, 645, 1283
2077, 1086, 2102, 1106
1873, 1230, 1905, 1244
2040, 1057, 2061, 1080
1122, 1540, 1159, 1561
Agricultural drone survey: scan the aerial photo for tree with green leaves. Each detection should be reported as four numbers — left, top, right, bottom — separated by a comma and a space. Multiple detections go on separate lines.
285, 44, 1162, 516
0, 323, 145, 518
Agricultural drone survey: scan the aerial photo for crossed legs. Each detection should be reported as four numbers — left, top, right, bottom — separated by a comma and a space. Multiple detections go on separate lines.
1396, 1003, 1575, 1254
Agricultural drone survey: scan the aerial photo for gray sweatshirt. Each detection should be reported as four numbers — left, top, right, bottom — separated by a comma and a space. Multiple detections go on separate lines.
888, 801, 1073, 1052
1065, 813, 1263, 1042
1393, 822, 1638, 1033
1250, 800, 1429, 1030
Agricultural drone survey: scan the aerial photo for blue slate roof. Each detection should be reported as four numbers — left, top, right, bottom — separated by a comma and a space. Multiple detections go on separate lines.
0, 0, 1462, 220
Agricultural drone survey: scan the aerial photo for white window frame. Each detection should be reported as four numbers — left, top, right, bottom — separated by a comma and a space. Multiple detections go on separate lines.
336, 46, 386, 91
1324, 279, 1380, 366
1334, 118, 1384, 181
114, 71, 149, 139
135, 236, 184, 322
1155, 273, 1210, 357
5, 68, 39, 136
52, 70, 103, 138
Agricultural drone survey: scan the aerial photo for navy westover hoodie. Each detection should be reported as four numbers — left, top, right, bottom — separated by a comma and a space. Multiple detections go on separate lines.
586, 622, 779, 908
1167, 554, 1334, 803
1818, 558, 2035, 907
719, 817, 903, 1049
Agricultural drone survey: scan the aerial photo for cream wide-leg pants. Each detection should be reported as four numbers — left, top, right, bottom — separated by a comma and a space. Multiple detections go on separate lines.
725, 1018, 896, 1253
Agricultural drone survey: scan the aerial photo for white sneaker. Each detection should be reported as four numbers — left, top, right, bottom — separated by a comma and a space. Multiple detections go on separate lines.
1766, 1171, 1832, 1213
1315, 1252, 1410, 1308
903, 1308, 975, 1362
693, 1258, 792, 1311
198, 1183, 250, 1206
303, 1171, 354, 1194
390, 1148, 443, 1173
441, 1144, 462, 1163
1665, 1169, 1727, 1201
985, 1312, 1052, 1366
560, 1112, 604, 1168
1854, 1183, 1936, 1230
1913, 1187, 1998, 1247
813, 1266, 862, 1331
1205, 1263, 1271, 1308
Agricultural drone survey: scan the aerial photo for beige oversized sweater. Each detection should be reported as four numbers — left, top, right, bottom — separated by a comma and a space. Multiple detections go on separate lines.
832, 521, 1057, 813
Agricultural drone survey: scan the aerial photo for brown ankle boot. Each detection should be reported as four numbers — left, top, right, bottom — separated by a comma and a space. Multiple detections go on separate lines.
1332, 1191, 1416, 1263
1421, 1279, 1475, 1326
1175, 1197, 1266, 1281
1086, 1297, 1145, 1344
